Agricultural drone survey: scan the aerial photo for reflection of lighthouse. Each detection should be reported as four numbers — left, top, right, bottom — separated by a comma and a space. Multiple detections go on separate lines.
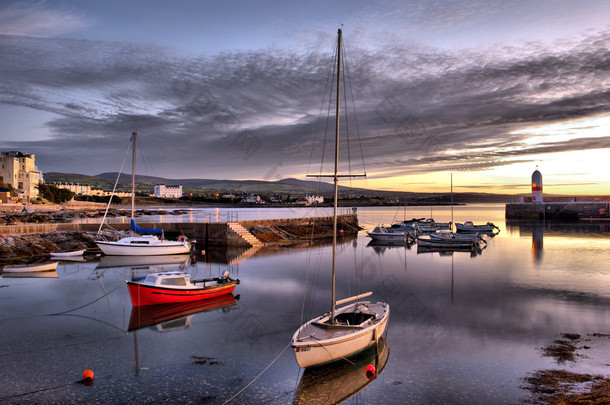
531, 168, 543, 203
532, 223, 544, 264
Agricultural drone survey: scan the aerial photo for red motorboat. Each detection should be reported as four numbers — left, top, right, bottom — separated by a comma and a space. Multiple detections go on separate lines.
126, 271, 239, 306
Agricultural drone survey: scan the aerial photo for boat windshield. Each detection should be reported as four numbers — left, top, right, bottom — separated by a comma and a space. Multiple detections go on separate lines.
160, 277, 187, 286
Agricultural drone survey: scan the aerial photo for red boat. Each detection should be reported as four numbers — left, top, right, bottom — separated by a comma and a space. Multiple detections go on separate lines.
126, 271, 239, 306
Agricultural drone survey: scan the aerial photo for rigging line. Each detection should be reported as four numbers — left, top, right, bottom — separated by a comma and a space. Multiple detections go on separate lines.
319, 42, 338, 178
0, 382, 78, 402
221, 342, 291, 405
343, 42, 367, 176
340, 40, 353, 184
307, 42, 338, 177
45, 283, 123, 316
97, 136, 133, 235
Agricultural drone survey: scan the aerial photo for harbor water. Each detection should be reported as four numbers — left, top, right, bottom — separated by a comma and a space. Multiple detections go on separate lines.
1, 204, 610, 404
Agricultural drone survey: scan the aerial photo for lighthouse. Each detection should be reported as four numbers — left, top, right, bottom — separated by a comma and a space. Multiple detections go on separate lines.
531, 168, 543, 203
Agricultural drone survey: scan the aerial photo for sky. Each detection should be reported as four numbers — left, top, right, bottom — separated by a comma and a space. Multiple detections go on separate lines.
1, 0, 609, 195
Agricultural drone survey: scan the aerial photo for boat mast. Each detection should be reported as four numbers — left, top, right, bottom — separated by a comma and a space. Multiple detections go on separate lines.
131, 131, 136, 220
330, 28, 342, 325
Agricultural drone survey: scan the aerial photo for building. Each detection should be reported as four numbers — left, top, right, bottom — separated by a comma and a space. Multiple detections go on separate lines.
51, 183, 92, 195
306, 195, 324, 205
154, 184, 183, 198
0, 151, 42, 201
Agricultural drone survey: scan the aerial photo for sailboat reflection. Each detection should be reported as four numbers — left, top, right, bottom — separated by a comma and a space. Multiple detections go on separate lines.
292, 337, 390, 405
128, 293, 238, 332
96, 253, 191, 270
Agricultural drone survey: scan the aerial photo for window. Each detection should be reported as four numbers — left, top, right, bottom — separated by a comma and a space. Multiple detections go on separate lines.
161, 278, 187, 286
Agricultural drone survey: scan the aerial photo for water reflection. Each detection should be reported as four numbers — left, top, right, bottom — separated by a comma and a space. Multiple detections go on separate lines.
128, 294, 238, 332
3, 207, 610, 404
293, 337, 390, 405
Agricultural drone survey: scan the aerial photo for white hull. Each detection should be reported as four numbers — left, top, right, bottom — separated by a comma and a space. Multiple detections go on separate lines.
3, 262, 58, 273
96, 237, 190, 256
417, 236, 474, 248
292, 301, 389, 368
366, 232, 406, 242
50, 249, 86, 257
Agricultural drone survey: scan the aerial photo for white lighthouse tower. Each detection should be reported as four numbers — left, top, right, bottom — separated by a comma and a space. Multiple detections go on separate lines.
531, 167, 543, 203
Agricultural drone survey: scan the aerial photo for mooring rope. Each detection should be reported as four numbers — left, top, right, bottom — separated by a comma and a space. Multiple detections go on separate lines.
221, 342, 291, 404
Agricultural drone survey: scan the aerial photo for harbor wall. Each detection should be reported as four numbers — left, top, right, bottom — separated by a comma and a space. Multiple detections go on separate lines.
505, 201, 609, 220
0, 214, 360, 247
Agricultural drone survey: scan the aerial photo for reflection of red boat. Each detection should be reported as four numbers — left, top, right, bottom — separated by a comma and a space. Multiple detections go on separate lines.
128, 294, 238, 331
126, 271, 239, 306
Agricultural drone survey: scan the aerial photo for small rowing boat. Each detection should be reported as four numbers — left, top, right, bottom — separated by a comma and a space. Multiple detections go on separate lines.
126, 271, 239, 306
2, 262, 59, 273
50, 249, 86, 257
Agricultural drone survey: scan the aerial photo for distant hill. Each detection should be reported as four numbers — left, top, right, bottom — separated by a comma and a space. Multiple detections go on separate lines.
43, 172, 515, 203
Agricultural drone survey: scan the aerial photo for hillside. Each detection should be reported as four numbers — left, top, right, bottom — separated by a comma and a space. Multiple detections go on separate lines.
43, 172, 516, 203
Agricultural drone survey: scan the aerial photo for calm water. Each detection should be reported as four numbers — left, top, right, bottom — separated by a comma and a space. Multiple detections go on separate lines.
2, 204, 610, 404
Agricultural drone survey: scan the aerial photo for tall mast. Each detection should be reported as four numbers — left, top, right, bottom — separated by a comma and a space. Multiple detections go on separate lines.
131, 131, 136, 220
331, 28, 342, 324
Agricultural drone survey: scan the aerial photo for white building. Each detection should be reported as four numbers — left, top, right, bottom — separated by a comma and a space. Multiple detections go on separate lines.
52, 183, 92, 195
154, 184, 183, 198
0, 151, 42, 200
306, 195, 324, 204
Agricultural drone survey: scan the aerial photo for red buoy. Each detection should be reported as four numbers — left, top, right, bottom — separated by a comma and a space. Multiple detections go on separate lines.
366, 364, 376, 380
83, 369, 94, 384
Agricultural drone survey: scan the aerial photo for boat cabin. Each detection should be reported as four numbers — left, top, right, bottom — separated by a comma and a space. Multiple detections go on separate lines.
143, 272, 192, 288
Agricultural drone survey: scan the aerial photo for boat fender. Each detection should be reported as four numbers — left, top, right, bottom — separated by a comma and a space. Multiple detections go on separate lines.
178, 235, 188, 243
366, 364, 376, 380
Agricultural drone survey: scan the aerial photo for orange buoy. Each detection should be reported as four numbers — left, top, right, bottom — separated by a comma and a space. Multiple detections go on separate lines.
365, 364, 375, 380
201, 250, 206, 255
83, 369, 94, 382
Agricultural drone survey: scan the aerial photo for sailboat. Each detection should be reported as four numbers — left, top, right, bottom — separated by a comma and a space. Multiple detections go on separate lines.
95, 132, 191, 256
291, 29, 390, 369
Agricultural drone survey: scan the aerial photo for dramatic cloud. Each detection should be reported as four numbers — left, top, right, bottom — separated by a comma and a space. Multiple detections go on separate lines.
1, 26, 609, 181
0, 4, 89, 37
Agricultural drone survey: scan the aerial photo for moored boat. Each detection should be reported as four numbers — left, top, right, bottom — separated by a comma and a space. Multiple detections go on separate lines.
291, 28, 389, 369
455, 221, 499, 234
417, 230, 483, 248
50, 249, 86, 257
2, 261, 58, 273
366, 225, 410, 242
126, 270, 239, 306
95, 132, 192, 256
97, 233, 191, 256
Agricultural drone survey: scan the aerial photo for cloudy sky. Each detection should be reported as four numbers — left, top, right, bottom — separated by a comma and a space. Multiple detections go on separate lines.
1, 0, 609, 195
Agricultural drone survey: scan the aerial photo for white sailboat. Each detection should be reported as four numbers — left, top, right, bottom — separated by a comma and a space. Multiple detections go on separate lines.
291, 29, 390, 368
95, 132, 191, 256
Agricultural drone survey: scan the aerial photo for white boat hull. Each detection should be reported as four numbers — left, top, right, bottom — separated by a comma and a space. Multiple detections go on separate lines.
366, 232, 406, 242
96, 238, 190, 256
2, 262, 58, 273
50, 249, 86, 257
292, 302, 389, 368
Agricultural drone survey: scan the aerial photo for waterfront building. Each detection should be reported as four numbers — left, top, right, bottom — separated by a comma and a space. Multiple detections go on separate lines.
0, 151, 42, 200
306, 195, 324, 204
154, 184, 183, 198
51, 182, 92, 195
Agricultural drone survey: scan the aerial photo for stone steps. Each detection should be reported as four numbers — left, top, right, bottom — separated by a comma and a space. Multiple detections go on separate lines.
227, 222, 264, 247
